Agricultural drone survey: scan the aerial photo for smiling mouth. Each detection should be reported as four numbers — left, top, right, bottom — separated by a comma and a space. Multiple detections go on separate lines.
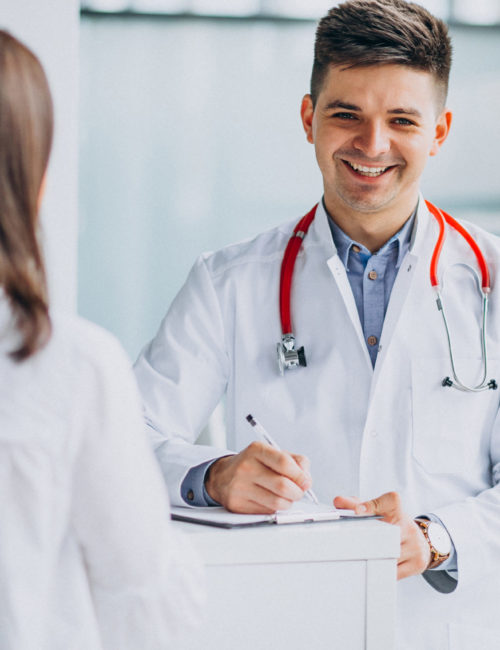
343, 160, 395, 177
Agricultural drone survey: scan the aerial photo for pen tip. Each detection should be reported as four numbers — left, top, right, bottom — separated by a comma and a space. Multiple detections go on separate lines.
246, 414, 255, 425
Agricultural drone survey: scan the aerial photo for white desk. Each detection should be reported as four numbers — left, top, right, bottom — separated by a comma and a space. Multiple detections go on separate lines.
175, 518, 400, 650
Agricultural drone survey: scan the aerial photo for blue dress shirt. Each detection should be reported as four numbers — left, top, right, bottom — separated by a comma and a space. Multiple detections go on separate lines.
327, 206, 415, 367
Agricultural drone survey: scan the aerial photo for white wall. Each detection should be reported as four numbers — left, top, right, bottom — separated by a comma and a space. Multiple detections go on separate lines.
0, 0, 80, 312
79, 17, 500, 359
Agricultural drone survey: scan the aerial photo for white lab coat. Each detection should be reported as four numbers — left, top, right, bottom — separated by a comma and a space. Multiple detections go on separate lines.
134, 198, 500, 649
0, 299, 204, 650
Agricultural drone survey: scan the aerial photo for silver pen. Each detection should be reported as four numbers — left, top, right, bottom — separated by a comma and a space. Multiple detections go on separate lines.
246, 414, 319, 505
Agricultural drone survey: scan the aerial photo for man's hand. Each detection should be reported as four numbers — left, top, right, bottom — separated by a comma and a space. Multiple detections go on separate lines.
205, 442, 312, 514
334, 492, 432, 580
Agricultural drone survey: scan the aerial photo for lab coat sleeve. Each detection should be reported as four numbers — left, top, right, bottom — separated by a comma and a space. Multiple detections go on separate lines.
428, 409, 500, 594
72, 335, 205, 650
134, 255, 234, 505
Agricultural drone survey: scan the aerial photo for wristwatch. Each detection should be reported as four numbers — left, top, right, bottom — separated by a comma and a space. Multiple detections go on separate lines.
414, 518, 452, 570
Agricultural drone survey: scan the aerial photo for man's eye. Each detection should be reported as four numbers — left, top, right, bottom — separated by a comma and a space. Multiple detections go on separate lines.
393, 117, 415, 126
333, 112, 357, 120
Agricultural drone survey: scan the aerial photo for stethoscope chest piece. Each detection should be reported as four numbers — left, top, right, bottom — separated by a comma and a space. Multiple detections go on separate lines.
277, 334, 307, 376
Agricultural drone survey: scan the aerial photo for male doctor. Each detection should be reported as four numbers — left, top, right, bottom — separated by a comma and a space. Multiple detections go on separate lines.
135, 0, 500, 646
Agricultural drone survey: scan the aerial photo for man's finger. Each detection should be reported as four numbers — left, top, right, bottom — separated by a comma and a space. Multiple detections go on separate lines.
250, 441, 312, 491
290, 452, 311, 476
360, 491, 403, 523
254, 468, 306, 503
333, 495, 362, 511
242, 484, 295, 514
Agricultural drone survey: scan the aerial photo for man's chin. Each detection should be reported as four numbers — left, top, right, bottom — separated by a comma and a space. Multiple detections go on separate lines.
334, 188, 399, 214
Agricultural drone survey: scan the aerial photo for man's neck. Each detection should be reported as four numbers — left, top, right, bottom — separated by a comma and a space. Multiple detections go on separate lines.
323, 196, 418, 253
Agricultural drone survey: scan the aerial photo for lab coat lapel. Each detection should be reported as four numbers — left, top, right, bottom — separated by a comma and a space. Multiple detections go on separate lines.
308, 202, 373, 372
371, 197, 433, 387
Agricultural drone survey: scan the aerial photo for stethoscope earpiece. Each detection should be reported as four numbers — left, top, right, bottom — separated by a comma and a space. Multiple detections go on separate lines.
443, 376, 498, 391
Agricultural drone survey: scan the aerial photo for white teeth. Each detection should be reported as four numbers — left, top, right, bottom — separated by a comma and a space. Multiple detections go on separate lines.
346, 161, 389, 176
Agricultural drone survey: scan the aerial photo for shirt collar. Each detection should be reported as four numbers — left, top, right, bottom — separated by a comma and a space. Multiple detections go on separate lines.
324, 198, 417, 269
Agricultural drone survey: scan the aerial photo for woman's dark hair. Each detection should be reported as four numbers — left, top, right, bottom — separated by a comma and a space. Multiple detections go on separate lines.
311, 0, 452, 108
0, 30, 53, 361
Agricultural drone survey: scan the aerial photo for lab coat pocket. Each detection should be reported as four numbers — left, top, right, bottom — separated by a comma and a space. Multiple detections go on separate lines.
411, 357, 499, 474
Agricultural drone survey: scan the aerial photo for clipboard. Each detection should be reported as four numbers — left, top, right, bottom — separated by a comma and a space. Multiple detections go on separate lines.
171, 501, 378, 529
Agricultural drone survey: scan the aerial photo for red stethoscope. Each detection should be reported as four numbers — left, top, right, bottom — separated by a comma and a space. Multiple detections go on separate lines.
277, 201, 497, 392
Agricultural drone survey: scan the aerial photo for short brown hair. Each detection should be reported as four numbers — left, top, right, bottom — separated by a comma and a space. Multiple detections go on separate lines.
0, 31, 53, 360
311, 0, 452, 108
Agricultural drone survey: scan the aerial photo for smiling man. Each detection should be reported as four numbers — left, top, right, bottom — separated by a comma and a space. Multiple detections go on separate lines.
135, 1, 500, 647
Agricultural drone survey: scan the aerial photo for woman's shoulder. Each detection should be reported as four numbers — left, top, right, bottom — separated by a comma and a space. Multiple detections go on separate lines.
48, 312, 132, 373
39, 313, 139, 431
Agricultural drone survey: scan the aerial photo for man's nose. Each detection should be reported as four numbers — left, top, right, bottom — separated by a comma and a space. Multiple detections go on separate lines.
352, 121, 391, 158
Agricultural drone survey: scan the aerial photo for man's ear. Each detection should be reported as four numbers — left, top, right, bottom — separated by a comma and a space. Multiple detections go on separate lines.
300, 94, 315, 144
430, 108, 452, 157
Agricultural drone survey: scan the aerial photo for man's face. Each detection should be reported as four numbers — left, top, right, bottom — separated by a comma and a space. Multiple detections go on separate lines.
301, 64, 452, 220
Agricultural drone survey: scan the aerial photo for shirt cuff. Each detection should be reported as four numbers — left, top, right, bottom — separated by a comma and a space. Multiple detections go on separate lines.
181, 459, 222, 506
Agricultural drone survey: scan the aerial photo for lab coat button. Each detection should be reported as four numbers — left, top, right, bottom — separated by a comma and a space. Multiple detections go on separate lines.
367, 335, 378, 346
368, 270, 378, 280
187, 489, 194, 501
370, 430, 378, 438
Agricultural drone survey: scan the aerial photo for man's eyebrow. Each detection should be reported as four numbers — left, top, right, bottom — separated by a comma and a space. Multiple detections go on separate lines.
323, 100, 361, 112
389, 107, 423, 118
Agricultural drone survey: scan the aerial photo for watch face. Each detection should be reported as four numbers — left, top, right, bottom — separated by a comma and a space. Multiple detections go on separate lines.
427, 522, 452, 556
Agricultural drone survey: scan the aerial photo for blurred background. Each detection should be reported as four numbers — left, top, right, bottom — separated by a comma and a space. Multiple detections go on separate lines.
78, 0, 500, 360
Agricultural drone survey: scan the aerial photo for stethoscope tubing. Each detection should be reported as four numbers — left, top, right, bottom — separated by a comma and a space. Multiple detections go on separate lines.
426, 200, 490, 292
279, 204, 317, 335
437, 290, 492, 392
